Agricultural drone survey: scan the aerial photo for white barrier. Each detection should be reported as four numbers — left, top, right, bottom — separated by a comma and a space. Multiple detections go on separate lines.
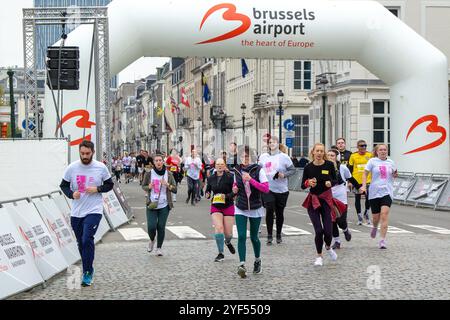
3, 201, 69, 281
102, 191, 129, 230
0, 206, 44, 300
0, 139, 68, 202
32, 197, 81, 266
113, 183, 133, 220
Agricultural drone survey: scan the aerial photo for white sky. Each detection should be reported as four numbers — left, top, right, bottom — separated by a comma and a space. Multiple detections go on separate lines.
0, 0, 169, 85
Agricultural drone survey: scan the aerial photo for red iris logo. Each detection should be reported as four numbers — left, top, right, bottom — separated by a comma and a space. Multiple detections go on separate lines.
197, 3, 251, 44
404, 115, 447, 155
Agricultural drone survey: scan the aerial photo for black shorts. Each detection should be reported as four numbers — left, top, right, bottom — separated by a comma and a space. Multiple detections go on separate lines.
262, 191, 289, 209
369, 195, 392, 213
123, 166, 131, 174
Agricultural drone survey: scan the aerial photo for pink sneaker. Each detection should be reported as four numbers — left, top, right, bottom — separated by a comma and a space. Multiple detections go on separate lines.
379, 239, 387, 249
370, 227, 377, 239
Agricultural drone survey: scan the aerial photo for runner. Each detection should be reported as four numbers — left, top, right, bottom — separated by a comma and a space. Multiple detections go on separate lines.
112, 156, 122, 183
360, 144, 397, 249
136, 150, 146, 185
233, 146, 270, 278
301, 143, 340, 266
130, 152, 137, 182
258, 137, 297, 245
327, 149, 360, 249
348, 140, 373, 225
59, 140, 114, 286
335, 138, 352, 167
205, 158, 236, 262
184, 149, 202, 206
227, 142, 239, 170
142, 154, 177, 256
122, 152, 132, 184
166, 149, 182, 202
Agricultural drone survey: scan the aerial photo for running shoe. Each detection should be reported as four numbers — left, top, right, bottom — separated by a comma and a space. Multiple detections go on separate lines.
253, 260, 262, 274
331, 241, 341, 250
370, 227, 378, 239
379, 239, 387, 249
314, 257, 323, 266
226, 242, 236, 254
214, 253, 225, 262
81, 270, 93, 287
147, 240, 155, 253
276, 235, 282, 244
327, 248, 338, 261
156, 248, 164, 256
357, 213, 363, 226
237, 265, 247, 278
344, 230, 352, 242
266, 235, 273, 246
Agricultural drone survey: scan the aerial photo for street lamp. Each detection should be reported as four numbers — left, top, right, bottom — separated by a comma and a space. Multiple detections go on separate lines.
316, 74, 329, 145
241, 103, 246, 145
277, 89, 284, 141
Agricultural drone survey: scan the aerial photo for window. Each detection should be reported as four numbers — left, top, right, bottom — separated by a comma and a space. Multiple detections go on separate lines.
372, 100, 391, 154
294, 61, 312, 91
386, 7, 400, 18
293, 115, 309, 156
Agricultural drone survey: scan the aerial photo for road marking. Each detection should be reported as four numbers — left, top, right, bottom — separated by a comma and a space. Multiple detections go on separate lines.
166, 226, 206, 239
281, 224, 312, 235
233, 225, 250, 238
361, 224, 413, 234
118, 228, 149, 241
406, 225, 450, 234
307, 222, 361, 233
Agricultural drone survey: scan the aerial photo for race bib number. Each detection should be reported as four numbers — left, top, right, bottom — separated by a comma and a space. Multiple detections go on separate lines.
357, 164, 366, 172
212, 194, 226, 204
321, 170, 329, 175
170, 166, 177, 172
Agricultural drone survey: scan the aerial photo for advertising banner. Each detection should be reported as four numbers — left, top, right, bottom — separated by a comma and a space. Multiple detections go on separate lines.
102, 191, 129, 229
113, 183, 133, 220
437, 180, 450, 210
0, 207, 44, 300
407, 175, 448, 206
32, 197, 81, 266
3, 201, 68, 280
393, 174, 417, 202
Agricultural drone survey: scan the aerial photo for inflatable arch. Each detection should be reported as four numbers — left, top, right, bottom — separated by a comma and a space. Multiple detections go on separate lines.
44, 0, 449, 173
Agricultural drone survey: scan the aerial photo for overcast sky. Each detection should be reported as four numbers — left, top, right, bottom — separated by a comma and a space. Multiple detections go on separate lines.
0, 0, 169, 85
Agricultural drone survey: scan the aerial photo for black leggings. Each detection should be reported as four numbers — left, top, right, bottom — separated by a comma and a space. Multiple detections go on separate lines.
332, 210, 348, 238
355, 187, 370, 213
265, 191, 289, 236
307, 199, 332, 254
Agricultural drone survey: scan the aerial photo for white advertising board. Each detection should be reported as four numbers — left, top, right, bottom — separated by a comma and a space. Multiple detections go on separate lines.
3, 201, 69, 281
102, 191, 129, 229
32, 197, 81, 266
0, 207, 44, 300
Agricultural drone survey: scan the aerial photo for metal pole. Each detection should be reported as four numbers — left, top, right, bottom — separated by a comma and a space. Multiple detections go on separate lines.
322, 94, 326, 145
201, 99, 204, 155
242, 114, 245, 146
7, 70, 15, 138
279, 103, 282, 142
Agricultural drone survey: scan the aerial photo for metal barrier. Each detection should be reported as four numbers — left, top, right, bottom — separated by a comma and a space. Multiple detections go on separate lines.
288, 169, 450, 211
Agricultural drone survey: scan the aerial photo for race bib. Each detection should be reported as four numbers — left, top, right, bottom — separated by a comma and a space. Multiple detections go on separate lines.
321, 170, 329, 175
212, 194, 226, 204
357, 164, 366, 172
170, 166, 177, 172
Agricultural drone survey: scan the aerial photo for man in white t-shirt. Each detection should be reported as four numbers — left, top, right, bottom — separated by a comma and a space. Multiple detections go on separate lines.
60, 140, 114, 287
122, 152, 132, 183
183, 149, 202, 206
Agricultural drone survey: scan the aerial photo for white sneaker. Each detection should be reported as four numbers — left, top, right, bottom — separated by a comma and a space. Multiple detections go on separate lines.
314, 257, 323, 266
147, 240, 155, 253
156, 248, 163, 256
327, 248, 338, 261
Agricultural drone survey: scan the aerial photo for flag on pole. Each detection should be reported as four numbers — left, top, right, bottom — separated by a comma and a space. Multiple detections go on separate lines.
241, 59, 249, 78
156, 105, 163, 116
181, 87, 191, 108
202, 72, 211, 103
170, 95, 180, 114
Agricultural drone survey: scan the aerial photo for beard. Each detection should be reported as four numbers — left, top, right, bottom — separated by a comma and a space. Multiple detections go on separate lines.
80, 155, 93, 165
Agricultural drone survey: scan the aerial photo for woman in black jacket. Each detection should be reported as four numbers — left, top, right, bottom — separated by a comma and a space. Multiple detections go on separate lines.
205, 158, 236, 262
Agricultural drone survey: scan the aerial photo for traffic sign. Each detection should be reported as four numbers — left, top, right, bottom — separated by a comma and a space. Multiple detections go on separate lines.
276, 109, 284, 116
283, 119, 295, 131
22, 119, 35, 130
286, 137, 294, 148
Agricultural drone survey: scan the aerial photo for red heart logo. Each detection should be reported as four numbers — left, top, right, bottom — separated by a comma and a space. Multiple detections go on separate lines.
404, 115, 447, 155
197, 3, 251, 45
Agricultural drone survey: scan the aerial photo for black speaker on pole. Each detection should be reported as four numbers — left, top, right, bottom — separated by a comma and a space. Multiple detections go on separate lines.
46, 46, 80, 90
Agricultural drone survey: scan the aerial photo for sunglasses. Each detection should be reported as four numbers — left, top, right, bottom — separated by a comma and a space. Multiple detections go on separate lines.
358, 144, 367, 148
